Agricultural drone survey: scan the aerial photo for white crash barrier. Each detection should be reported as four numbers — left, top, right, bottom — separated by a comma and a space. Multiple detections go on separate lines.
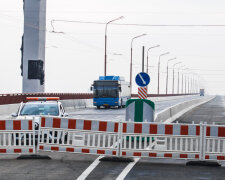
0, 119, 35, 154
203, 124, 225, 161
38, 117, 121, 156
120, 121, 202, 159
37, 116, 225, 162
0, 116, 225, 163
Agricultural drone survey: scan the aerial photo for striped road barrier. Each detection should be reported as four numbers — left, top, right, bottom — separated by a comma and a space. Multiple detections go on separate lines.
38, 117, 122, 157
37, 116, 225, 163
0, 116, 224, 163
0, 119, 35, 154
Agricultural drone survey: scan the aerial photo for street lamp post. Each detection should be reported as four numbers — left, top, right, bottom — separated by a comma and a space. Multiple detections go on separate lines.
104, 16, 124, 76
146, 45, 160, 74
185, 73, 187, 94
130, 33, 147, 93
172, 62, 181, 94
157, 52, 170, 94
188, 73, 193, 94
193, 73, 199, 93
177, 65, 185, 94
182, 68, 189, 94
188, 74, 190, 94
166, 57, 176, 94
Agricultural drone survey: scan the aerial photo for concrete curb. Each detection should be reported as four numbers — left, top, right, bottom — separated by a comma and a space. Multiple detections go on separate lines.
154, 96, 216, 123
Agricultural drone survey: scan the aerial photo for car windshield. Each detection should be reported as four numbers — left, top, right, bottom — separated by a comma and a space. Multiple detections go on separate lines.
20, 103, 59, 116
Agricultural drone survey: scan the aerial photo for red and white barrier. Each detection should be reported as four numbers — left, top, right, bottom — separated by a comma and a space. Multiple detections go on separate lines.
122, 122, 200, 135
120, 121, 202, 160
38, 117, 225, 162
38, 117, 121, 157
0, 116, 224, 163
203, 125, 225, 161
0, 119, 35, 155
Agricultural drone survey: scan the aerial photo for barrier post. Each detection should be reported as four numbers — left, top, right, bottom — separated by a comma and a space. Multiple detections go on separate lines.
202, 122, 207, 161
117, 120, 123, 157
33, 117, 36, 154
199, 122, 203, 161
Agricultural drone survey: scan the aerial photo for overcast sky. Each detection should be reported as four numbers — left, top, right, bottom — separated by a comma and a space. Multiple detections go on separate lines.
1, 0, 225, 94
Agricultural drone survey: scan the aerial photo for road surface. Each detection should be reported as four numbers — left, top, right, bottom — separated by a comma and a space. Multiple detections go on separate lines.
176, 95, 225, 125
68, 95, 205, 121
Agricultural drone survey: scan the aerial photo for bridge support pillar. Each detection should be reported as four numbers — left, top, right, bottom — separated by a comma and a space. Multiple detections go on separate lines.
21, 0, 46, 93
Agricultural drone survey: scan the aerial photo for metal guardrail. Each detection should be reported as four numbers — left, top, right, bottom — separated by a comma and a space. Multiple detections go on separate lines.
0, 93, 198, 105
0, 93, 93, 105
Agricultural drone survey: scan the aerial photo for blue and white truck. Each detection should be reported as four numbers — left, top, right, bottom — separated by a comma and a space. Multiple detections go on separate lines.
91, 76, 131, 109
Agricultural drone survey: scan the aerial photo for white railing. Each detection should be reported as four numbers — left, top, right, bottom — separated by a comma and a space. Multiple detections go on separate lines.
1, 117, 225, 162
38, 117, 122, 156
0, 119, 35, 154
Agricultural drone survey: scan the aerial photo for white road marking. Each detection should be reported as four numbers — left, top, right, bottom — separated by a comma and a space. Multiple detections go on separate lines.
116, 158, 140, 180
115, 143, 156, 180
77, 141, 119, 179
76, 155, 103, 180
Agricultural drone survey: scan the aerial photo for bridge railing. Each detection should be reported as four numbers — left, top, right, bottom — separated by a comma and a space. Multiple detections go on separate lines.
0, 93, 198, 105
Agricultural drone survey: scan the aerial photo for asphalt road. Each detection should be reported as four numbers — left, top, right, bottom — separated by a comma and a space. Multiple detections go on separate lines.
176, 95, 225, 125
68, 95, 204, 121
0, 152, 225, 180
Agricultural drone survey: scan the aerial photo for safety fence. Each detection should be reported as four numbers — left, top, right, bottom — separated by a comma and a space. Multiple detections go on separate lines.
37, 117, 225, 162
0, 119, 35, 154
38, 117, 121, 156
0, 93, 198, 105
1, 117, 224, 162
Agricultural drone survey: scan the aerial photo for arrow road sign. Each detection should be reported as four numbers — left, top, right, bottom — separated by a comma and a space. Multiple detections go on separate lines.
135, 72, 150, 87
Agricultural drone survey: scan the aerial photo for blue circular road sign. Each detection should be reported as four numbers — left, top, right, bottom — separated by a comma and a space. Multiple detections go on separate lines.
135, 72, 150, 87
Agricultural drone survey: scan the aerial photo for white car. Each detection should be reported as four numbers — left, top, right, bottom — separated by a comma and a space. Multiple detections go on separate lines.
11, 97, 68, 144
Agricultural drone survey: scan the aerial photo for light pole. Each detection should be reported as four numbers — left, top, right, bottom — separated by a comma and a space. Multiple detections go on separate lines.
177, 65, 185, 94
188, 72, 193, 94
130, 33, 147, 93
182, 68, 189, 94
146, 45, 160, 74
166, 57, 176, 94
157, 52, 170, 94
104, 16, 124, 76
194, 74, 199, 93
172, 62, 181, 94
193, 73, 199, 93
188, 74, 190, 94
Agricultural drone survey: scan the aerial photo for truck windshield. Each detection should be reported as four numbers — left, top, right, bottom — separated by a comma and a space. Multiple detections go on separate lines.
20, 103, 59, 116
93, 81, 119, 98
